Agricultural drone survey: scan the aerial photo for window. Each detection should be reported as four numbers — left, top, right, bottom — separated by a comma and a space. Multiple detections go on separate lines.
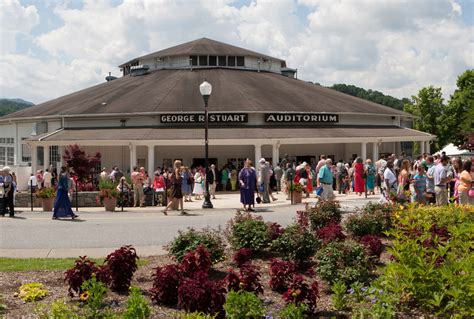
22, 141, 31, 163
50, 145, 60, 165
190, 55, 198, 66
37, 146, 44, 166
7, 147, 14, 165
209, 56, 217, 66
228, 56, 236, 66
236, 56, 245, 67
0, 138, 4, 144
0, 147, 5, 165
198, 55, 208, 66
218, 56, 226, 66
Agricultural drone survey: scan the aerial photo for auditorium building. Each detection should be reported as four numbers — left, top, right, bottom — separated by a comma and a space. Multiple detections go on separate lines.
0, 38, 433, 189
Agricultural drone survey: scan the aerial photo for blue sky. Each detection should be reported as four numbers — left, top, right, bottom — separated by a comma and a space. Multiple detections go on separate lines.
2, 0, 473, 104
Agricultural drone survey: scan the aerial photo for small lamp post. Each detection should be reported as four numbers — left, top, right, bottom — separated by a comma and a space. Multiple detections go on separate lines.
200, 80, 213, 209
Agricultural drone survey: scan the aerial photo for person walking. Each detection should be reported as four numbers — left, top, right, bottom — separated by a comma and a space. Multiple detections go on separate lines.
317, 159, 335, 200
458, 160, 473, 205
239, 159, 257, 212
434, 155, 450, 206
181, 166, 193, 202
207, 164, 217, 199
1, 167, 15, 217
131, 166, 145, 207
259, 158, 271, 203
28, 173, 38, 193
52, 167, 78, 220
274, 163, 283, 193
353, 157, 365, 196
163, 160, 186, 215
425, 156, 436, 205
364, 159, 376, 195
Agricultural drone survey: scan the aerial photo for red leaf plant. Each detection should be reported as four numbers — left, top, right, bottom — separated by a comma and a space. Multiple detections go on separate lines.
64, 256, 110, 297
269, 258, 296, 293
283, 274, 319, 312
315, 221, 346, 244
104, 245, 139, 291
232, 248, 253, 268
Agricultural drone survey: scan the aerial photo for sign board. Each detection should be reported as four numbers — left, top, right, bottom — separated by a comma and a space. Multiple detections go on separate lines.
264, 113, 338, 123
160, 113, 248, 124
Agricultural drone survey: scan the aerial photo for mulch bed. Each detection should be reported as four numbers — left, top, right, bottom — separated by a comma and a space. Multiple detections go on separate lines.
1, 252, 354, 319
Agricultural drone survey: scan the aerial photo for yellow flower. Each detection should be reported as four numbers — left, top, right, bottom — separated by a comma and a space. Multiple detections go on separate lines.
80, 291, 90, 301
399, 205, 404, 210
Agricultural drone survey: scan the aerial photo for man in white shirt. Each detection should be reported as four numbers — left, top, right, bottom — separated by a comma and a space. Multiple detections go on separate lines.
100, 168, 108, 181
28, 173, 38, 193
383, 161, 397, 194
433, 155, 450, 205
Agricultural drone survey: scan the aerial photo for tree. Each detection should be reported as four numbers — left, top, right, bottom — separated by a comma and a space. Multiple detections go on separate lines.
404, 86, 448, 153
63, 144, 101, 182
444, 69, 474, 150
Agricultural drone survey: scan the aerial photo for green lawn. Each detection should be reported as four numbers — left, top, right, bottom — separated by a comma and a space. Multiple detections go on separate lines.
0, 257, 149, 272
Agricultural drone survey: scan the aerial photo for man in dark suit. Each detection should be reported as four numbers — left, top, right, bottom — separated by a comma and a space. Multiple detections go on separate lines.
206, 164, 217, 199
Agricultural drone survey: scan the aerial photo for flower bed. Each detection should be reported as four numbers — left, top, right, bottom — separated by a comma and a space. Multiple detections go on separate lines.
2, 203, 472, 318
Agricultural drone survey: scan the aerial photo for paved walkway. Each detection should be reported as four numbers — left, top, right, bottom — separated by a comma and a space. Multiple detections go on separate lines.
0, 192, 378, 258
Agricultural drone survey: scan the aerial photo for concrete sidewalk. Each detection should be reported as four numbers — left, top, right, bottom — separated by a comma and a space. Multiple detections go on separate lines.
1, 192, 378, 258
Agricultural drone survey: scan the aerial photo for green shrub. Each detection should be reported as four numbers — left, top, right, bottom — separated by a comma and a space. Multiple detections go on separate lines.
316, 240, 372, 286
223, 290, 265, 319
80, 276, 108, 318
16, 282, 48, 302
167, 228, 225, 263
377, 205, 474, 317
227, 212, 270, 252
278, 303, 308, 319
35, 299, 80, 319
307, 200, 342, 230
344, 209, 392, 237
271, 223, 320, 263
123, 286, 152, 319
362, 202, 395, 215
331, 279, 348, 311
179, 312, 217, 319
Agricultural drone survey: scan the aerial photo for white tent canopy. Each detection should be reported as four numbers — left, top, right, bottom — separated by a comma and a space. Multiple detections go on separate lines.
439, 143, 474, 158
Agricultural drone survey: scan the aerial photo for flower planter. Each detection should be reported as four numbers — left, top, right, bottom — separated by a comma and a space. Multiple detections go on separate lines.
291, 191, 302, 204
41, 197, 55, 212
103, 197, 118, 212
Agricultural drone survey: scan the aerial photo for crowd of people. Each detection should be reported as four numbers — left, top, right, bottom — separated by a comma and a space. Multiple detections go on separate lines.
0, 151, 472, 218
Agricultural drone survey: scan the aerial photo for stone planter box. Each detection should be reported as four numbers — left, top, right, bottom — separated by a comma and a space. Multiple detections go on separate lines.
16, 191, 100, 208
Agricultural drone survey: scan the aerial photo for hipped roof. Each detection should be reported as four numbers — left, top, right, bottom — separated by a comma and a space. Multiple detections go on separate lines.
1, 68, 410, 121
119, 38, 284, 67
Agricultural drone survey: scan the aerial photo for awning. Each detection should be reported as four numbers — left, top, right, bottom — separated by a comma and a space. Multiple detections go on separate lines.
28, 126, 432, 145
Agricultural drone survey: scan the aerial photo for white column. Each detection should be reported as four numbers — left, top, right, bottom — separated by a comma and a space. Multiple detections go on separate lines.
43, 145, 50, 169
425, 141, 431, 154
254, 143, 262, 165
361, 142, 367, 160
272, 142, 280, 166
147, 145, 155, 175
129, 144, 137, 170
372, 142, 378, 163
31, 145, 38, 175
420, 141, 425, 155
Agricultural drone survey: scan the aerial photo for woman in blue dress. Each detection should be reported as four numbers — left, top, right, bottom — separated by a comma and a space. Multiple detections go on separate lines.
52, 167, 78, 220
181, 166, 193, 202
239, 159, 257, 212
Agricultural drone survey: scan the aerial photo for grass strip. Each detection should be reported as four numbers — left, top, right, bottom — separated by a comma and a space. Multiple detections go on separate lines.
0, 257, 149, 272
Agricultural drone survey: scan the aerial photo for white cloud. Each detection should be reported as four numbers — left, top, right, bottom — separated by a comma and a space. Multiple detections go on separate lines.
0, 0, 39, 54
1, 0, 473, 104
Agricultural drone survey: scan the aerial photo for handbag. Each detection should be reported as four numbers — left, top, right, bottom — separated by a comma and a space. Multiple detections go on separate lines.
256, 194, 262, 204
315, 187, 323, 197
469, 188, 474, 198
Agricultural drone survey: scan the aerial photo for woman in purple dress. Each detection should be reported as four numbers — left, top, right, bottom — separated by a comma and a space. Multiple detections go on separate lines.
239, 159, 257, 212
52, 167, 78, 220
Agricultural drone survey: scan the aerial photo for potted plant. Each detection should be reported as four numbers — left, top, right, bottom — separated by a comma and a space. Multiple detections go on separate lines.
288, 183, 303, 204
36, 187, 56, 211
98, 179, 119, 212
